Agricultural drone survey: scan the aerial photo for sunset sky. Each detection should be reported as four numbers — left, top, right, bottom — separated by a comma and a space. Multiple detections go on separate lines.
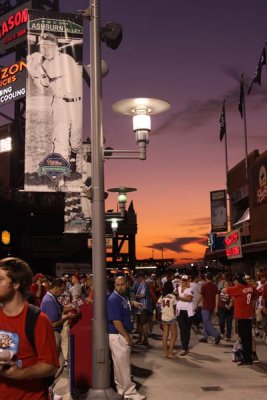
2, 0, 267, 265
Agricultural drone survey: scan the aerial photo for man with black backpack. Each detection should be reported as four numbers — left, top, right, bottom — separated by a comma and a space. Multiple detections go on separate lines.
0, 257, 59, 400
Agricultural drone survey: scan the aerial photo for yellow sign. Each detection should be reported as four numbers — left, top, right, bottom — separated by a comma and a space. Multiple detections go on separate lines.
1, 230, 10, 245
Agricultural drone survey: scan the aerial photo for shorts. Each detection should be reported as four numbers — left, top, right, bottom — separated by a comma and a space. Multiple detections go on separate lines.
137, 309, 150, 325
162, 318, 176, 325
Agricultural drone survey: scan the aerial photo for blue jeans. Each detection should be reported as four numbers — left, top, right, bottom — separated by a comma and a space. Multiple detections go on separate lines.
201, 309, 220, 339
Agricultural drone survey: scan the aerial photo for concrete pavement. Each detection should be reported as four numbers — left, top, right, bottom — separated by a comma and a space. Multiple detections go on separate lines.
54, 323, 267, 400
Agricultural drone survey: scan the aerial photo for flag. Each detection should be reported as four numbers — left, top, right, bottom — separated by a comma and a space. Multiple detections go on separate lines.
248, 44, 266, 94
219, 100, 226, 141
238, 73, 244, 118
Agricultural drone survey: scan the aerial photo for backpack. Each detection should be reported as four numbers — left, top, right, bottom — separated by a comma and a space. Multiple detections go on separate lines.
25, 304, 56, 388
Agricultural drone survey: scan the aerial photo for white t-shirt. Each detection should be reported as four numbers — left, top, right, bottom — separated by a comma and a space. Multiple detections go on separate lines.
157, 294, 177, 322
176, 286, 194, 317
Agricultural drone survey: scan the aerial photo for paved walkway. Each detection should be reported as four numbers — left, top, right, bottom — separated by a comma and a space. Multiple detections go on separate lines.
55, 324, 267, 400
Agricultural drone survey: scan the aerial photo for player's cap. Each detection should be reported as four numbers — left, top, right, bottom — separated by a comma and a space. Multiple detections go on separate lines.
234, 271, 246, 284
181, 274, 189, 281
39, 32, 58, 45
174, 272, 180, 277
34, 273, 44, 280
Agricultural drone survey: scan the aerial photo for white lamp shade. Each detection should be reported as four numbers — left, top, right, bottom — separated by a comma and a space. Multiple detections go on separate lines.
111, 219, 119, 230
133, 114, 151, 132
118, 193, 127, 203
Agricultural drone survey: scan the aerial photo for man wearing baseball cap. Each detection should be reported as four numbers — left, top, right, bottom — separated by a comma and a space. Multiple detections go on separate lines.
29, 273, 47, 307
222, 272, 257, 365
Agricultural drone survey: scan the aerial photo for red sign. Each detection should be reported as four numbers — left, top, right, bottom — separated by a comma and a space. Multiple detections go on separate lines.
0, 1, 32, 52
224, 231, 239, 247
224, 229, 242, 260
226, 246, 241, 257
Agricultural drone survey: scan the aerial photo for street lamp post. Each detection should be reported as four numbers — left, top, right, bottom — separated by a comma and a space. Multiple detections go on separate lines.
84, 1, 119, 399
84, 1, 170, 398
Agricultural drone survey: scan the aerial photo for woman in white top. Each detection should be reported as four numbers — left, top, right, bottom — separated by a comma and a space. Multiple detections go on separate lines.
175, 275, 194, 355
157, 281, 177, 358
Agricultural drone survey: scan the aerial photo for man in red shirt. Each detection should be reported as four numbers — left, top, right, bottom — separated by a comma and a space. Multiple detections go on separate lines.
198, 272, 221, 344
223, 271, 256, 366
0, 257, 59, 399
29, 273, 47, 307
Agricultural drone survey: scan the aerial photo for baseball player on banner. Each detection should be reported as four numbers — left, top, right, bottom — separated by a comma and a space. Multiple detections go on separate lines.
27, 32, 82, 175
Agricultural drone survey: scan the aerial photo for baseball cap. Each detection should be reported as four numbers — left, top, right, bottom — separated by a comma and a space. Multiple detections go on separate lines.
181, 274, 189, 280
174, 272, 180, 277
34, 273, 44, 280
72, 273, 81, 282
234, 271, 246, 284
39, 32, 58, 45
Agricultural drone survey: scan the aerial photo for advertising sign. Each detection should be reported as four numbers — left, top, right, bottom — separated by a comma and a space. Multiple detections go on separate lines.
224, 229, 243, 259
0, 60, 26, 105
210, 190, 227, 232
252, 155, 267, 206
24, 10, 83, 192
0, 1, 31, 53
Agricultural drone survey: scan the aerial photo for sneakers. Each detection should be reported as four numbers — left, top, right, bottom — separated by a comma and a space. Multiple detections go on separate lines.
215, 335, 221, 345
124, 394, 146, 400
179, 350, 188, 356
199, 338, 207, 343
237, 361, 253, 366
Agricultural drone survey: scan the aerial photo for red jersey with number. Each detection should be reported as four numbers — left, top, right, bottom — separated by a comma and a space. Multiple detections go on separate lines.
226, 284, 256, 319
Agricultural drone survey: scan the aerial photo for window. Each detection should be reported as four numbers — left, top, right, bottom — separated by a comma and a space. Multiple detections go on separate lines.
0, 137, 12, 153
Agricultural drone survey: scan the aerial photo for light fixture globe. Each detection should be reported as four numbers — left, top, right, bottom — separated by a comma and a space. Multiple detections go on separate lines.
105, 212, 124, 236
108, 186, 137, 215
112, 98, 170, 160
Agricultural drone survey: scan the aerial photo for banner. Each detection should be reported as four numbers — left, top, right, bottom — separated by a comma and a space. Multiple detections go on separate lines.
210, 190, 227, 232
24, 10, 83, 192
64, 142, 92, 233
64, 192, 91, 234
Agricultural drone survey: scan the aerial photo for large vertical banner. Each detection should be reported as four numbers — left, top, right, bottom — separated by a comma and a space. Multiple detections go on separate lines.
24, 11, 83, 192
64, 142, 92, 233
210, 190, 227, 232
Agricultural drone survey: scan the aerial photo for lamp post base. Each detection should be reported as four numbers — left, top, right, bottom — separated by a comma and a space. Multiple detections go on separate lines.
80, 388, 123, 400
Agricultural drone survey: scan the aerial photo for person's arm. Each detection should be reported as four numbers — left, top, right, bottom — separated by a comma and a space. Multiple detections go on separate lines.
0, 361, 57, 380
130, 300, 142, 308
214, 293, 219, 313
112, 320, 132, 346
35, 280, 42, 299
179, 293, 193, 302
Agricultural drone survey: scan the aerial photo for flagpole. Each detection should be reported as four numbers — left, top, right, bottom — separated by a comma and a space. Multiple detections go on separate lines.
220, 99, 229, 231
240, 73, 249, 182
224, 116, 230, 232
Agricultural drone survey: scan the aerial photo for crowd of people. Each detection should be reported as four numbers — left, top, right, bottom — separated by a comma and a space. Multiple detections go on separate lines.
0, 256, 267, 400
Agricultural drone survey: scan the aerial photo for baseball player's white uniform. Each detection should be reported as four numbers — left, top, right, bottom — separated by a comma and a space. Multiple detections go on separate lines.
27, 34, 82, 169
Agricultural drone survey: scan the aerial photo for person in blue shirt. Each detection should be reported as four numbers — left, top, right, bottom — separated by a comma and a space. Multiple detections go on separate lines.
107, 276, 146, 400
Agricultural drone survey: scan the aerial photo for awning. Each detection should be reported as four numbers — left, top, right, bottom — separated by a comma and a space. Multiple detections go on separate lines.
233, 208, 250, 227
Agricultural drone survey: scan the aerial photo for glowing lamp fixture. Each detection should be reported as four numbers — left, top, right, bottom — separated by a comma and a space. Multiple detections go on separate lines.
133, 113, 151, 132
105, 213, 124, 236
112, 97, 170, 160
108, 186, 137, 215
